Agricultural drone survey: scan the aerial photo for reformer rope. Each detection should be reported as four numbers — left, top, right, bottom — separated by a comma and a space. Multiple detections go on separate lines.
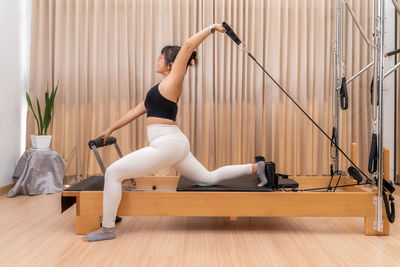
221, 22, 371, 182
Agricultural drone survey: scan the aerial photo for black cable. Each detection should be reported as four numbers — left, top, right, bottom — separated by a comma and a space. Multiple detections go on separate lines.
246, 52, 371, 182
327, 167, 335, 192
221, 22, 372, 185
295, 182, 369, 192
333, 172, 343, 192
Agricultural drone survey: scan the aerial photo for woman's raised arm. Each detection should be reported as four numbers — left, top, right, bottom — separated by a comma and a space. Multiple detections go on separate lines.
163, 23, 227, 89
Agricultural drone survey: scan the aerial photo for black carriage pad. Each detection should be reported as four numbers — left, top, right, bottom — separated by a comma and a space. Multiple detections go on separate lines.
177, 174, 298, 192
61, 175, 105, 213
65, 175, 105, 191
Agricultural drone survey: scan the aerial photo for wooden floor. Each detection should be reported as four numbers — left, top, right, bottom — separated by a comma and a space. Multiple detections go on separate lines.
1, 192, 400, 267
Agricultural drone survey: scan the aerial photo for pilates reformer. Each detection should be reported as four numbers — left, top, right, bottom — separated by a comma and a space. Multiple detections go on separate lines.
62, 12, 395, 235
61, 137, 391, 235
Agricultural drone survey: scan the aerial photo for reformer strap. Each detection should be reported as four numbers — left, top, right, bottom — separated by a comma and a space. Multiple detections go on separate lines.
376, 177, 396, 223
221, 22, 370, 182
368, 133, 378, 174
330, 127, 337, 159
370, 78, 380, 106
383, 192, 395, 223
340, 77, 349, 110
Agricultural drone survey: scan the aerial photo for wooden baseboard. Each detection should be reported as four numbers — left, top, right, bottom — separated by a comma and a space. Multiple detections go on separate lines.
0, 183, 15, 196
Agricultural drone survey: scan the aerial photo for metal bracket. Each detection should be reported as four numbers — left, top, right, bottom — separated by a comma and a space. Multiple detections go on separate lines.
373, 195, 384, 231
239, 42, 248, 54
373, 196, 378, 230
372, 120, 378, 133
122, 179, 136, 191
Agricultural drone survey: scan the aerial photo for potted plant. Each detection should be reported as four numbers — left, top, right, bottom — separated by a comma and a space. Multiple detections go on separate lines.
26, 82, 59, 149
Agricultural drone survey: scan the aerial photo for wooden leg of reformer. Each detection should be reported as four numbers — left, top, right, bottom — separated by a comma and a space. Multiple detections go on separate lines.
364, 148, 391, 236
364, 217, 390, 235
230, 217, 238, 221
75, 193, 102, 234
76, 215, 101, 235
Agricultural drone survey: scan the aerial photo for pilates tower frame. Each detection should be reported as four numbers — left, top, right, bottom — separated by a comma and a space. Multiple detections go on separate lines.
332, 0, 399, 233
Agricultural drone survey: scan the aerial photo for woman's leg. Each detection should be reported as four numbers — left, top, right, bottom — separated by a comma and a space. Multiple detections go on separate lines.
172, 152, 254, 186
84, 135, 189, 242
102, 137, 188, 228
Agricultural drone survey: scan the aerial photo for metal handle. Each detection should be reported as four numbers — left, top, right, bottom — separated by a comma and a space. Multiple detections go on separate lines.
222, 21, 242, 46
88, 136, 117, 149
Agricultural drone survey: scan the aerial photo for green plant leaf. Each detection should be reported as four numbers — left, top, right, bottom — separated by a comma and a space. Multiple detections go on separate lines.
27, 81, 59, 136
36, 98, 43, 135
43, 90, 51, 134
26, 92, 40, 135
44, 81, 59, 135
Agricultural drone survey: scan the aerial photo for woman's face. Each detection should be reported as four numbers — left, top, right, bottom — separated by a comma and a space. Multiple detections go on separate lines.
156, 54, 171, 75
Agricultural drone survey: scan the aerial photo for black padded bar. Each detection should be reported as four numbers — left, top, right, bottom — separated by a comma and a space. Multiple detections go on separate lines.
61, 176, 104, 213
65, 175, 105, 191
222, 21, 242, 45
88, 136, 117, 149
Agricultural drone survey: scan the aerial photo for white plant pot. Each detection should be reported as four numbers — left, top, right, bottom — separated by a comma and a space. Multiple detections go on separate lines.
31, 135, 52, 149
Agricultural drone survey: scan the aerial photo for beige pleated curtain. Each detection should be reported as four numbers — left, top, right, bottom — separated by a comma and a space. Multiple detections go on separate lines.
27, 0, 373, 179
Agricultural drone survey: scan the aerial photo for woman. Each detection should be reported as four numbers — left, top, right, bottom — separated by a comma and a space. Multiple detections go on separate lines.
83, 23, 269, 242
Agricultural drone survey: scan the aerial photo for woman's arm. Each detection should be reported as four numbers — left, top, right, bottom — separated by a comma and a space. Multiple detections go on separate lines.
163, 23, 227, 90
96, 101, 147, 141
108, 101, 147, 132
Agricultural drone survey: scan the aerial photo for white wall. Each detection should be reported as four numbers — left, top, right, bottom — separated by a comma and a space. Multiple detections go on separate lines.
0, 0, 30, 187
383, 0, 397, 182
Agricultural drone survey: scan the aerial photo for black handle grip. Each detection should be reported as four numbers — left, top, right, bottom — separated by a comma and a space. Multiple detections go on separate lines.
88, 136, 117, 149
340, 77, 348, 110
368, 133, 378, 174
222, 21, 242, 46
347, 166, 363, 184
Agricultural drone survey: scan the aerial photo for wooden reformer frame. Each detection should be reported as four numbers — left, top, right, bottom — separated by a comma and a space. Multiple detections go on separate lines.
62, 144, 391, 236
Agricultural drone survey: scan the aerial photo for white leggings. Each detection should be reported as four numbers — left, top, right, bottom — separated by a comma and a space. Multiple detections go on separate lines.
102, 124, 253, 227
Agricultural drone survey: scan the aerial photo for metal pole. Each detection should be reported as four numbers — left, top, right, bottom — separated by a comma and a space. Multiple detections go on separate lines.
339, 62, 375, 88
371, 0, 385, 233
344, 0, 373, 46
377, 0, 385, 233
373, 0, 379, 121
384, 61, 400, 78
391, 0, 400, 15
335, 0, 341, 172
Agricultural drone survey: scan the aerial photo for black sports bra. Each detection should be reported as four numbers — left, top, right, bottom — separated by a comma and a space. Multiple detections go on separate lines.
144, 83, 178, 121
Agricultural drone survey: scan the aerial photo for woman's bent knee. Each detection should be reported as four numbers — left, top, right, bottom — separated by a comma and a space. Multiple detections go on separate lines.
105, 164, 121, 182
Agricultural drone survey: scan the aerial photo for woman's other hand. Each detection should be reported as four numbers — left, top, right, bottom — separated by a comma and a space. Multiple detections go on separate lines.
96, 128, 113, 144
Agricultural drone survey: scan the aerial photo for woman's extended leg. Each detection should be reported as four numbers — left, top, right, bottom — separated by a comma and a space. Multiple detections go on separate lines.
172, 152, 260, 186
173, 152, 269, 186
